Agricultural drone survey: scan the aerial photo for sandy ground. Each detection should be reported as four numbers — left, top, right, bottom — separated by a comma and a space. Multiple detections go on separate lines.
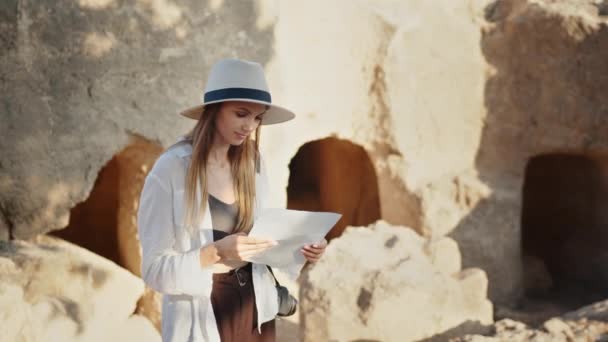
277, 317, 300, 342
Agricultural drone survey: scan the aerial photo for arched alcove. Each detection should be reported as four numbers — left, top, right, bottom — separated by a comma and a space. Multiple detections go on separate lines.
51, 135, 163, 329
521, 153, 608, 310
52, 157, 121, 262
286, 137, 381, 241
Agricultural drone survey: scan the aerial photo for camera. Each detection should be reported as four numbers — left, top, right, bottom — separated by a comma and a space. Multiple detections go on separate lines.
276, 284, 298, 316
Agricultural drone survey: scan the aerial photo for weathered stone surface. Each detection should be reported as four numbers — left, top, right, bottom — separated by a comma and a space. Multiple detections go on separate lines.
261, 0, 522, 303
457, 319, 565, 342
0, 0, 502, 303
563, 298, 608, 322
457, 297, 608, 341
450, 192, 524, 303
300, 221, 493, 342
3, 0, 608, 309
0, 0, 275, 239
543, 318, 574, 339
426, 235, 462, 276
106, 315, 161, 342
450, 0, 608, 303
457, 315, 608, 342
0, 235, 158, 341
49, 136, 164, 329
260, 0, 493, 235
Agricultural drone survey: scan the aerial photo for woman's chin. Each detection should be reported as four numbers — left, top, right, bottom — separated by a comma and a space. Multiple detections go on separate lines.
230, 139, 246, 146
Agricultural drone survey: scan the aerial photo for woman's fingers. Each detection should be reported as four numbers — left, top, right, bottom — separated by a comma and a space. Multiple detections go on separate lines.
238, 235, 276, 245
232, 235, 275, 250
235, 239, 276, 260
238, 239, 276, 250
239, 246, 273, 259
300, 248, 321, 256
301, 239, 327, 262
238, 251, 258, 260
301, 247, 319, 255
301, 250, 321, 262
302, 242, 326, 253
312, 238, 327, 248
303, 239, 327, 250
303, 245, 324, 252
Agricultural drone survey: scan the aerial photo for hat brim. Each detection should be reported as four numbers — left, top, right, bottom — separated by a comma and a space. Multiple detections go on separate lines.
179, 99, 295, 125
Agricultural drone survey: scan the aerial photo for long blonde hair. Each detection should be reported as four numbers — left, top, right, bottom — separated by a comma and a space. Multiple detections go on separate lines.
182, 103, 261, 234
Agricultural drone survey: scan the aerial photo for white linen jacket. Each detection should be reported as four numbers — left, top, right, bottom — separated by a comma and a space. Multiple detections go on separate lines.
137, 139, 279, 342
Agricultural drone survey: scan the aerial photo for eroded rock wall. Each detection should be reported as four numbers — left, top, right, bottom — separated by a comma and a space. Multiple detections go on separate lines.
451, 0, 608, 303
260, 0, 492, 234
260, 0, 507, 299
0, 0, 275, 239
2, 0, 495, 293
3, 0, 608, 315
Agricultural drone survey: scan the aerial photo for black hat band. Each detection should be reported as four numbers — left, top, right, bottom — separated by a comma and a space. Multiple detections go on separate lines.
204, 87, 272, 104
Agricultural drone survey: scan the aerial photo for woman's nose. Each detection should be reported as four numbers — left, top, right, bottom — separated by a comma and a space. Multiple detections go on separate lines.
243, 118, 257, 131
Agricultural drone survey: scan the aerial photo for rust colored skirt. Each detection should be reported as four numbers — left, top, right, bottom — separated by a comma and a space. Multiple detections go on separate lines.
211, 263, 276, 342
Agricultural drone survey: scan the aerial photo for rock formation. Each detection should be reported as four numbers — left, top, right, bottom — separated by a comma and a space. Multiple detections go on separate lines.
2, 0, 608, 340
456, 299, 608, 341
299, 221, 493, 342
453, 0, 608, 305
0, 235, 159, 341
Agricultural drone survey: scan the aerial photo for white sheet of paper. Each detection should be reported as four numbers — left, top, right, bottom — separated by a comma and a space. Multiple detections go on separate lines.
247, 208, 341, 273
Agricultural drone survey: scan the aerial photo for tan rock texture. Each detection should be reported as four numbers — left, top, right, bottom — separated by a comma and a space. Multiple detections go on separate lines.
258, 0, 504, 300
262, 0, 608, 305
299, 221, 493, 342
2, 0, 497, 299
0, 0, 275, 240
3, 0, 608, 312
455, 299, 608, 341
451, 0, 608, 303
457, 315, 608, 341
50, 136, 164, 329
0, 235, 159, 342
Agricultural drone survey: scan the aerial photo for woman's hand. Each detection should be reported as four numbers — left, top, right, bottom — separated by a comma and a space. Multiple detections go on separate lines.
214, 233, 276, 262
301, 238, 327, 263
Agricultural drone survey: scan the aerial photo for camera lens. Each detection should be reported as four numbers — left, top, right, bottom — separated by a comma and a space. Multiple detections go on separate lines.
277, 286, 298, 316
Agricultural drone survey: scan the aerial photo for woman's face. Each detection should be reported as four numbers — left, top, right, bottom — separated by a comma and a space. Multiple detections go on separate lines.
214, 101, 266, 146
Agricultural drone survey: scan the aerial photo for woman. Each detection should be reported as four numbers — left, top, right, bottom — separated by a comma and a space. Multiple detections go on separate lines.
137, 58, 327, 342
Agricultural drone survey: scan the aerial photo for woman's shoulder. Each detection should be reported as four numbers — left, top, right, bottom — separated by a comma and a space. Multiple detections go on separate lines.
148, 139, 191, 182
162, 139, 193, 161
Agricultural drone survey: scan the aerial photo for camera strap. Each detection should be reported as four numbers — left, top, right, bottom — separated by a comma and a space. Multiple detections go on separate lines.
266, 266, 281, 286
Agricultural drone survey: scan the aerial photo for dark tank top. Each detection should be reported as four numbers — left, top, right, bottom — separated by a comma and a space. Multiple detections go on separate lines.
209, 193, 239, 241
